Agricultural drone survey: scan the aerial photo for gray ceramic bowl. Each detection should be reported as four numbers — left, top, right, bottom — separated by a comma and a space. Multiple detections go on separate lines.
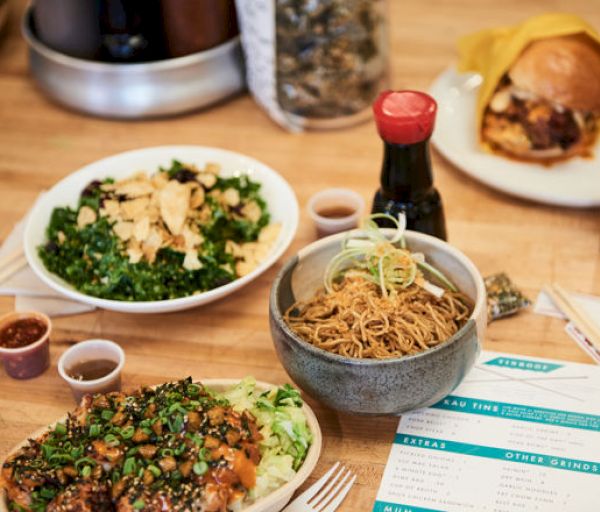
269, 229, 487, 415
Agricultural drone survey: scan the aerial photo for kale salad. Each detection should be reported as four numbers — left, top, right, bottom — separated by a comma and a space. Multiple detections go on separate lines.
38, 161, 281, 301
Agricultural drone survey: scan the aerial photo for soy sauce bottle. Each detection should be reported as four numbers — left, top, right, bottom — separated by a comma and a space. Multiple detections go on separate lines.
371, 90, 447, 240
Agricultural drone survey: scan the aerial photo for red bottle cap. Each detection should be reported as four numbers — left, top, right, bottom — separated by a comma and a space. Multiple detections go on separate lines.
372, 90, 437, 145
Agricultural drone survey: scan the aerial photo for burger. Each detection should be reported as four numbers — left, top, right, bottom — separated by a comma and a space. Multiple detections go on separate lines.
482, 34, 600, 163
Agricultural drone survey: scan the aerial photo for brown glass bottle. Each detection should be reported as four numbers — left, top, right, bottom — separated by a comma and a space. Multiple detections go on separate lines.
371, 90, 447, 240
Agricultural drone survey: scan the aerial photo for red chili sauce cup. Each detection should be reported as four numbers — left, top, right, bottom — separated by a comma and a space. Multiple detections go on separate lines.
0, 311, 51, 379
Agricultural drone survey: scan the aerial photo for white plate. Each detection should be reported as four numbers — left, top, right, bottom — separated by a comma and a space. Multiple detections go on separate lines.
24, 146, 299, 313
430, 67, 600, 207
0, 378, 323, 512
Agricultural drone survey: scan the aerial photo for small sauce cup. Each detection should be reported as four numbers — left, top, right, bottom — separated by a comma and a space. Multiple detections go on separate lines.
58, 339, 125, 403
307, 188, 365, 237
0, 311, 51, 379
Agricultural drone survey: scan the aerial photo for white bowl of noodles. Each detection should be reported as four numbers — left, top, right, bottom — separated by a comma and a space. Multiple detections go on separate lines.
269, 227, 486, 415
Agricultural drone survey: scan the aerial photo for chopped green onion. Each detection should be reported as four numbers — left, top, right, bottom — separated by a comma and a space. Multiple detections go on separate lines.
119, 426, 135, 439
101, 410, 115, 421
123, 457, 136, 475
133, 499, 145, 510
54, 423, 67, 436
89, 424, 101, 437
193, 461, 208, 475
80, 466, 91, 478
75, 457, 96, 470
104, 434, 120, 446
39, 487, 56, 499
147, 464, 161, 477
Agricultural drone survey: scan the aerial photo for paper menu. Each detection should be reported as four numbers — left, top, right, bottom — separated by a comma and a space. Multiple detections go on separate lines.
373, 351, 600, 512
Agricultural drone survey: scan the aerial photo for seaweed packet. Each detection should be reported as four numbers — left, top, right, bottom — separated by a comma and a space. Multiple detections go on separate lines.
485, 273, 531, 321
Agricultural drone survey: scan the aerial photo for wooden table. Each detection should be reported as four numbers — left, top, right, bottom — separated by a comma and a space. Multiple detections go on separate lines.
1, 0, 599, 509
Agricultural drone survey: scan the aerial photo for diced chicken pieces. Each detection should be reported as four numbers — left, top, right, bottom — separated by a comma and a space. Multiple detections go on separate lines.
77, 206, 97, 229
160, 181, 190, 235
46, 482, 112, 512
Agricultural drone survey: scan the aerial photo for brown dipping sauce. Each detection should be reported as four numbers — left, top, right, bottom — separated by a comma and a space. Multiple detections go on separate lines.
67, 359, 118, 381
316, 205, 356, 219
0, 318, 47, 349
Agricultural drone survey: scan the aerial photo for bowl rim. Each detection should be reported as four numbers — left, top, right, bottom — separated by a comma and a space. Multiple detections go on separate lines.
270, 228, 486, 367
23, 145, 299, 313
21, 8, 241, 73
0, 378, 322, 512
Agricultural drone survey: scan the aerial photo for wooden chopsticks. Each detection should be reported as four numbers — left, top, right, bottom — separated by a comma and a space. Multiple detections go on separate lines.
0, 246, 27, 284
544, 283, 600, 354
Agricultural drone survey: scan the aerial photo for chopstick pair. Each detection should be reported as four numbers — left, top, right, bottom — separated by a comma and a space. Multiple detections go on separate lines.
0, 246, 27, 284
544, 283, 600, 362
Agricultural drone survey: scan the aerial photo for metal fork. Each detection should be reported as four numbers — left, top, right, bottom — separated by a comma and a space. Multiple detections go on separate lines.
282, 462, 357, 512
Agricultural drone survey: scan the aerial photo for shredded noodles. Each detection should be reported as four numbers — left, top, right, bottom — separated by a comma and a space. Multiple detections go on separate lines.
285, 276, 472, 359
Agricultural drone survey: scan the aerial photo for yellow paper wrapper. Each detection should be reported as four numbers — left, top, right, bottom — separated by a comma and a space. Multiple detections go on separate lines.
458, 12, 600, 132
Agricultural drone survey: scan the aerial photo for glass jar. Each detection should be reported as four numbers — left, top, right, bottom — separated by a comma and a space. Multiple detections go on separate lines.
275, 0, 389, 129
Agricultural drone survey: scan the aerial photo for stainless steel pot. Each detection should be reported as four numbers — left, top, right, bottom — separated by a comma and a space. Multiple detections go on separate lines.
22, 9, 245, 119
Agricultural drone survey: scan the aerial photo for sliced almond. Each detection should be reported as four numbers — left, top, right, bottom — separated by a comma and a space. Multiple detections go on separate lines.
236, 260, 256, 277
258, 223, 281, 244
145, 227, 164, 249
197, 173, 217, 189
223, 188, 240, 207
100, 199, 121, 219
113, 221, 134, 241
115, 179, 154, 198
120, 198, 150, 221
204, 162, 220, 175
190, 187, 205, 209
57, 231, 66, 244
183, 251, 203, 271
160, 181, 190, 235
225, 240, 242, 258
127, 245, 143, 264
151, 172, 169, 190
182, 224, 203, 250
133, 217, 150, 243
77, 206, 97, 229
241, 201, 262, 223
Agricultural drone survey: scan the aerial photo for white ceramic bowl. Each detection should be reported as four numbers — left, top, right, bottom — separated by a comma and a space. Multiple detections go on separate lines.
0, 378, 322, 512
24, 146, 299, 313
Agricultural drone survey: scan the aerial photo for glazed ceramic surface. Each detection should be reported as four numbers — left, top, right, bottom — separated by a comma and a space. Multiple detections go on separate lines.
270, 230, 487, 415
0, 379, 322, 512
25, 146, 298, 314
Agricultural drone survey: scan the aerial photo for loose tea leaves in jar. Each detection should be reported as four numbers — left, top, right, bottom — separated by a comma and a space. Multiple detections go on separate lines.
275, 0, 388, 122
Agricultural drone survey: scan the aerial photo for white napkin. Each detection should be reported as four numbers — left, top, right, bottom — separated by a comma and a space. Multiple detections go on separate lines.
535, 289, 600, 364
0, 213, 96, 317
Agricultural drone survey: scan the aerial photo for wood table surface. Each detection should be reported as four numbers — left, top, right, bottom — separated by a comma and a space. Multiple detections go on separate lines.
1, 0, 599, 510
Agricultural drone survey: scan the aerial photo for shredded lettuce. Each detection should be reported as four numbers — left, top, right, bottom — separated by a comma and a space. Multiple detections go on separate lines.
221, 377, 312, 501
